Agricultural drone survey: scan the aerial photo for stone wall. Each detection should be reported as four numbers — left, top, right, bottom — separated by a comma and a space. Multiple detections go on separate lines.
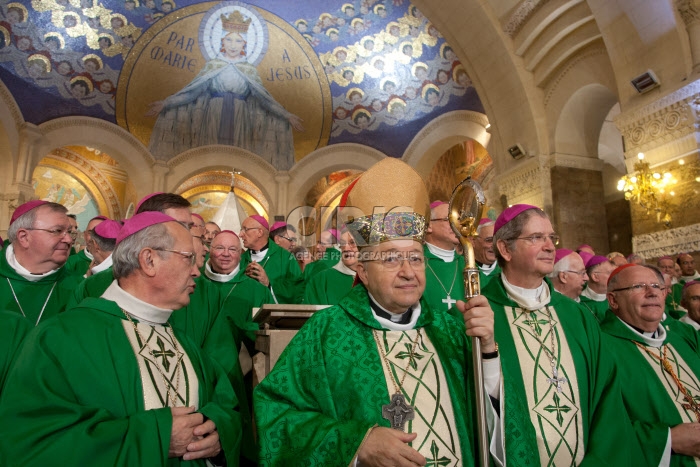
605, 198, 633, 255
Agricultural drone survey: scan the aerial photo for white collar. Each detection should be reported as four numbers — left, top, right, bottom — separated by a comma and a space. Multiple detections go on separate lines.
84, 248, 94, 261
618, 316, 666, 348
251, 249, 268, 262
479, 261, 497, 275
502, 273, 551, 311
204, 260, 240, 282
581, 285, 607, 302
90, 254, 113, 275
425, 242, 455, 262
5, 244, 60, 282
101, 280, 172, 325
368, 291, 421, 331
332, 259, 356, 276
681, 271, 700, 282
680, 314, 700, 331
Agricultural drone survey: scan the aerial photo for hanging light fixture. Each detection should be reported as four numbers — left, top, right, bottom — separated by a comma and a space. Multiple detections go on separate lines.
617, 153, 677, 226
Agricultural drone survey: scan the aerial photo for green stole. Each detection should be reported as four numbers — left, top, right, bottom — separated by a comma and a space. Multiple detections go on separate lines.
303, 265, 355, 305
254, 285, 479, 465
0, 249, 83, 324
0, 310, 31, 391
422, 244, 465, 316
579, 294, 608, 322
240, 239, 303, 304
600, 310, 700, 466
668, 283, 686, 319
482, 274, 634, 466
0, 297, 241, 465
62, 248, 91, 276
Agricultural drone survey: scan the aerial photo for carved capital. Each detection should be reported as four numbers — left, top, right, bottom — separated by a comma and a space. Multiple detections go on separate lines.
676, 0, 700, 26
495, 156, 552, 209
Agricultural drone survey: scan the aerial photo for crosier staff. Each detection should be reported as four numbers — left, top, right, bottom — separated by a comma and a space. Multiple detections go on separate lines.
448, 177, 489, 467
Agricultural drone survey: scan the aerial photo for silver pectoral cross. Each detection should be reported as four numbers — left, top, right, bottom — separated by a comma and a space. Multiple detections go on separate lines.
382, 393, 415, 431
442, 295, 457, 308
547, 366, 568, 393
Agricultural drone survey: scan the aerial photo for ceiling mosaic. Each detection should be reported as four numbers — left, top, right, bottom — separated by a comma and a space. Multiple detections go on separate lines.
0, 0, 485, 165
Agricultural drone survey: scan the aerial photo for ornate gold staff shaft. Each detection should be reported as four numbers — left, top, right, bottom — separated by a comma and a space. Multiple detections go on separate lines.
448, 177, 489, 467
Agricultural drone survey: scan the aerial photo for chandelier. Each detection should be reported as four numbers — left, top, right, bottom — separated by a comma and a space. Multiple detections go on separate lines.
617, 153, 676, 227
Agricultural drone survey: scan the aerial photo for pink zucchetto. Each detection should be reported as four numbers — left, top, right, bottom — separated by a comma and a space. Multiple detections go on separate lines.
215, 230, 239, 239
683, 280, 700, 292
10, 200, 48, 225
578, 251, 594, 266
607, 263, 638, 286
116, 212, 177, 245
493, 204, 541, 235
555, 249, 574, 264
90, 215, 108, 223
430, 200, 447, 209
191, 213, 204, 223
135, 192, 164, 213
249, 215, 269, 231
270, 221, 287, 232
479, 218, 493, 226
327, 229, 339, 240
94, 219, 121, 239
586, 255, 609, 269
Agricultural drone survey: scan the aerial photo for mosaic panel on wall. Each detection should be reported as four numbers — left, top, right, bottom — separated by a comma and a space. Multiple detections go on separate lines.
32, 165, 99, 229
0, 0, 484, 165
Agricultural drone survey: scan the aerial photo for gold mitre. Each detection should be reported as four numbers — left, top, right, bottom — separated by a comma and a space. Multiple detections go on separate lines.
221, 11, 251, 34
340, 158, 429, 246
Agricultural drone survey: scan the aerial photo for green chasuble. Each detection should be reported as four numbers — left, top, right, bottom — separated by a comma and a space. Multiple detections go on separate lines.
482, 275, 633, 466
667, 283, 686, 320
600, 310, 700, 466
422, 244, 465, 315
303, 265, 355, 305
0, 246, 84, 325
478, 262, 501, 289
254, 285, 481, 466
0, 310, 31, 392
579, 293, 608, 322
62, 248, 92, 276
240, 239, 303, 304
0, 297, 241, 466
302, 247, 341, 281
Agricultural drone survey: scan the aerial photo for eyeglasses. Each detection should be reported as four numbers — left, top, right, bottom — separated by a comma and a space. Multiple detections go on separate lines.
211, 246, 240, 255
279, 235, 297, 243
240, 227, 261, 233
430, 217, 449, 222
611, 283, 665, 293
363, 252, 425, 270
151, 248, 197, 267
565, 270, 587, 277
512, 234, 560, 246
27, 227, 78, 240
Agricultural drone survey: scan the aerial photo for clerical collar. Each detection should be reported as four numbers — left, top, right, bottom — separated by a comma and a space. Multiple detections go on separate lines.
250, 242, 269, 254
680, 314, 700, 331
502, 273, 551, 311
425, 242, 455, 262
6, 244, 60, 282
102, 280, 172, 325
478, 261, 497, 275
581, 285, 606, 302
250, 243, 269, 262
90, 254, 113, 275
368, 292, 421, 331
332, 259, 356, 276
682, 271, 700, 282
619, 317, 666, 347
204, 260, 240, 282
84, 248, 94, 261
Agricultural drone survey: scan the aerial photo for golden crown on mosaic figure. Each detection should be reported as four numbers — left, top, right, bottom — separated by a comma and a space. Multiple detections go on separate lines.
221, 11, 251, 34
341, 158, 429, 246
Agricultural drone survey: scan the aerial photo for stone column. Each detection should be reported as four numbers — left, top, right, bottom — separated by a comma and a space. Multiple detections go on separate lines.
677, 0, 700, 72
152, 160, 169, 193
274, 172, 290, 219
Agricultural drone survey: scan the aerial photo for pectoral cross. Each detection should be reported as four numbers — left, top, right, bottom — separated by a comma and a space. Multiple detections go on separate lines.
382, 393, 415, 431
442, 295, 457, 308
547, 367, 568, 393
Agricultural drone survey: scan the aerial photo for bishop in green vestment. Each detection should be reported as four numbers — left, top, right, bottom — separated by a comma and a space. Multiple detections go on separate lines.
0, 212, 242, 465
485, 204, 635, 466
1, 201, 84, 325
602, 264, 700, 464
304, 228, 341, 279
474, 218, 501, 288
62, 215, 106, 276
303, 230, 358, 305
0, 309, 31, 392
239, 215, 304, 304
255, 158, 503, 466
579, 255, 615, 322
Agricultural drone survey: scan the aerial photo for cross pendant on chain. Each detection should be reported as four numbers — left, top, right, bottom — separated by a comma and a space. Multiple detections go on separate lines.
442, 295, 457, 308
547, 366, 568, 393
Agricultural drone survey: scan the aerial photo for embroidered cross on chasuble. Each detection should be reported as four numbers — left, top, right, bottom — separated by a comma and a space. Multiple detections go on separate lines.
375, 329, 463, 466
122, 321, 199, 410
504, 305, 585, 466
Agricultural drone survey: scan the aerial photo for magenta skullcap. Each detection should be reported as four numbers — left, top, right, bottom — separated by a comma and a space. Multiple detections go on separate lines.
576, 244, 594, 252
94, 219, 121, 239
270, 221, 287, 232
249, 215, 269, 231
135, 192, 164, 213
683, 280, 700, 292
430, 200, 447, 209
215, 230, 239, 239
479, 218, 494, 226
658, 255, 673, 261
191, 213, 204, 223
10, 200, 49, 225
555, 249, 574, 264
578, 251, 593, 266
90, 215, 108, 223
116, 211, 177, 245
586, 255, 609, 269
327, 229, 339, 240
493, 204, 541, 235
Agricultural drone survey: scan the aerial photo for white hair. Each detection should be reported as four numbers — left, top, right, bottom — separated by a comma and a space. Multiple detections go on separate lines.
476, 220, 495, 235
548, 255, 571, 279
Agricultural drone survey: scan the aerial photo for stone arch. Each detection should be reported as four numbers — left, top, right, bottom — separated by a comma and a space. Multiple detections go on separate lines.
0, 80, 22, 190
402, 110, 491, 178
554, 83, 618, 159
37, 117, 154, 198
